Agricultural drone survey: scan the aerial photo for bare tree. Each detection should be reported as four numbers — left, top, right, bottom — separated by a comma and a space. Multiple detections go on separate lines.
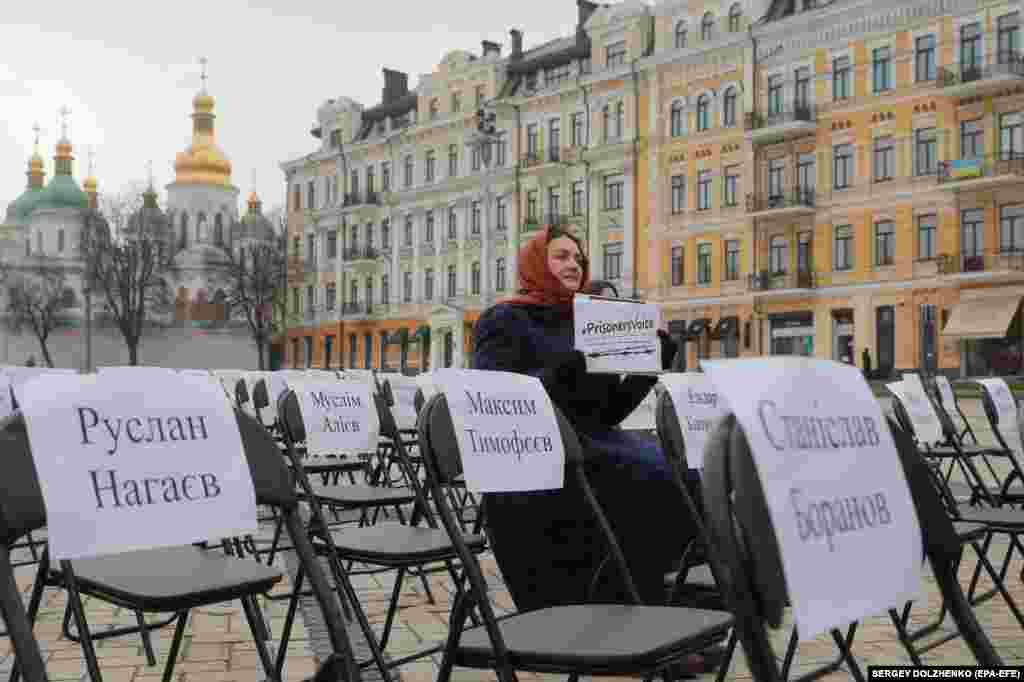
98, 181, 147, 242
221, 209, 287, 370
0, 257, 76, 368
82, 194, 175, 366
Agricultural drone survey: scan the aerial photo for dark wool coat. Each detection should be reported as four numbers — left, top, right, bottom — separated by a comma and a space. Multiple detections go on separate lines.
471, 302, 701, 609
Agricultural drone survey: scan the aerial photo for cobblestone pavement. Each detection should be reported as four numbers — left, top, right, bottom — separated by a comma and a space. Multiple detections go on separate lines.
1, 399, 1022, 682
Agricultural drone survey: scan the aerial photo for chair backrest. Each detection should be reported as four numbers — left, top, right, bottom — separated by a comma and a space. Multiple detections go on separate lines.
252, 378, 270, 410
0, 408, 296, 535
278, 390, 307, 444
654, 389, 691, 485
235, 378, 250, 407
417, 391, 584, 487
701, 413, 1000, 679
416, 391, 644, 670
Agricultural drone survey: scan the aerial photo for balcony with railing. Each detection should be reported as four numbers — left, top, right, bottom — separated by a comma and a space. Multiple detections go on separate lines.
938, 249, 1024, 276
341, 245, 381, 262
746, 188, 816, 219
519, 152, 544, 169
937, 154, 1024, 191
748, 269, 816, 292
938, 50, 1024, 96
745, 105, 816, 143
521, 216, 542, 233
342, 302, 374, 317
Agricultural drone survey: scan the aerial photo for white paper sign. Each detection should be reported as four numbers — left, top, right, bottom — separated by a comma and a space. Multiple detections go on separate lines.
0, 371, 13, 419
702, 358, 923, 641
5, 367, 79, 406
293, 381, 380, 456
898, 373, 944, 445
659, 373, 730, 470
19, 372, 258, 560
573, 295, 661, 375
381, 375, 420, 431
933, 375, 957, 410
432, 369, 566, 493
977, 378, 1024, 464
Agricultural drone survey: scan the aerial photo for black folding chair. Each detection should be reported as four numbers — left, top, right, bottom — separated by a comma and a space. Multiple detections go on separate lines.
418, 392, 734, 682
277, 387, 486, 681
975, 381, 1024, 502
701, 413, 1002, 682
930, 376, 978, 446
655, 389, 856, 682
1, 409, 363, 682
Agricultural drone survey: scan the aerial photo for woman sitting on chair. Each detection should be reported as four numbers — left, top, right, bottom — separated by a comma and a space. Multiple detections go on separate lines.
471, 226, 704, 613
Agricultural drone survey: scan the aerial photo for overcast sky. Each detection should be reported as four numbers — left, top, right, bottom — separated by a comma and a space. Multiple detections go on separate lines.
0, 0, 584, 216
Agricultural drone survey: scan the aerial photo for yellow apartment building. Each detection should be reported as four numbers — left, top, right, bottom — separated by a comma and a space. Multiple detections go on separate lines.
281, 0, 656, 371
651, 0, 1024, 378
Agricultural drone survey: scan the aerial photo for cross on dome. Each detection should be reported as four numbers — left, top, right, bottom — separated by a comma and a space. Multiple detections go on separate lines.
58, 105, 71, 141
199, 56, 209, 94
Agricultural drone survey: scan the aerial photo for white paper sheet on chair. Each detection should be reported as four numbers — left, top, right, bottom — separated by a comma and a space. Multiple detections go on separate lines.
18, 372, 258, 560
433, 369, 565, 493
703, 357, 923, 641
658, 373, 729, 469
890, 373, 944, 446
292, 380, 380, 456
380, 374, 419, 431
977, 378, 1024, 466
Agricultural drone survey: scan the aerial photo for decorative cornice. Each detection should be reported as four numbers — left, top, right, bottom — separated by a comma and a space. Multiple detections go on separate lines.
753, 0, 964, 64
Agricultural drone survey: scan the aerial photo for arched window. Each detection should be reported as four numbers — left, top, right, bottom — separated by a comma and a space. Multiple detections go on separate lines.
697, 94, 711, 131
723, 87, 738, 127
180, 212, 189, 249
769, 235, 788, 274
674, 21, 688, 49
196, 211, 206, 242
729, 3, 742, 32
214, 213, 224, 246
670, 100, 685, 137
701, 12, 715, 41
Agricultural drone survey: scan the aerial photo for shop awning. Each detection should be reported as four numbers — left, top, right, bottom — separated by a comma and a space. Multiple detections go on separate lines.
942, 296, 1022, 340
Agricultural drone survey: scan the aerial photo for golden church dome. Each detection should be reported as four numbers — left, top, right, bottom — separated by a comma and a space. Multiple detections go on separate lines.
174, 87, 232, 187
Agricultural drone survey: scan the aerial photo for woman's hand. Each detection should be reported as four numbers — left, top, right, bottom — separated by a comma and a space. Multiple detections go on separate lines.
657, 330, 678, 371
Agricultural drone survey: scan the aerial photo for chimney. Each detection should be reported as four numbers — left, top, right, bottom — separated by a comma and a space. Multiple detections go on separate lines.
509, 29, 523, 59
577, 0, 600, 29
482, 40, 501, 58
381, 68, 409, 104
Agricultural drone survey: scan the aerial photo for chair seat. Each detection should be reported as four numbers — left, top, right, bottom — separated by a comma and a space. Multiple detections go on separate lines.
305, 482, 416, 507
956, 504, 1024, 529
663, 564, 716, 589
456, 604, 733, 670
319, 525, 486, 565
65, 546, 282, 612
953, 521, 989, 543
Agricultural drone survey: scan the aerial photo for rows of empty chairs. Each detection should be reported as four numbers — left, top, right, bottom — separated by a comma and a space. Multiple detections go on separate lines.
0, 362, 1020, 682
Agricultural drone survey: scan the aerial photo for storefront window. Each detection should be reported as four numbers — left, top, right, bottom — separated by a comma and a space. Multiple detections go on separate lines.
964, 309, 1024, 376
770, 312, 814, 356
832, 309, 854, 364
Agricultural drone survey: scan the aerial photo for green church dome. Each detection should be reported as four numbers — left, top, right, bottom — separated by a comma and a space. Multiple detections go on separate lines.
36, 174, 89, 211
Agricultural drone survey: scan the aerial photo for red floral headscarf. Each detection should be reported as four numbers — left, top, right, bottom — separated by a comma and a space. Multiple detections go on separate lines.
501, 226, 590, 311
